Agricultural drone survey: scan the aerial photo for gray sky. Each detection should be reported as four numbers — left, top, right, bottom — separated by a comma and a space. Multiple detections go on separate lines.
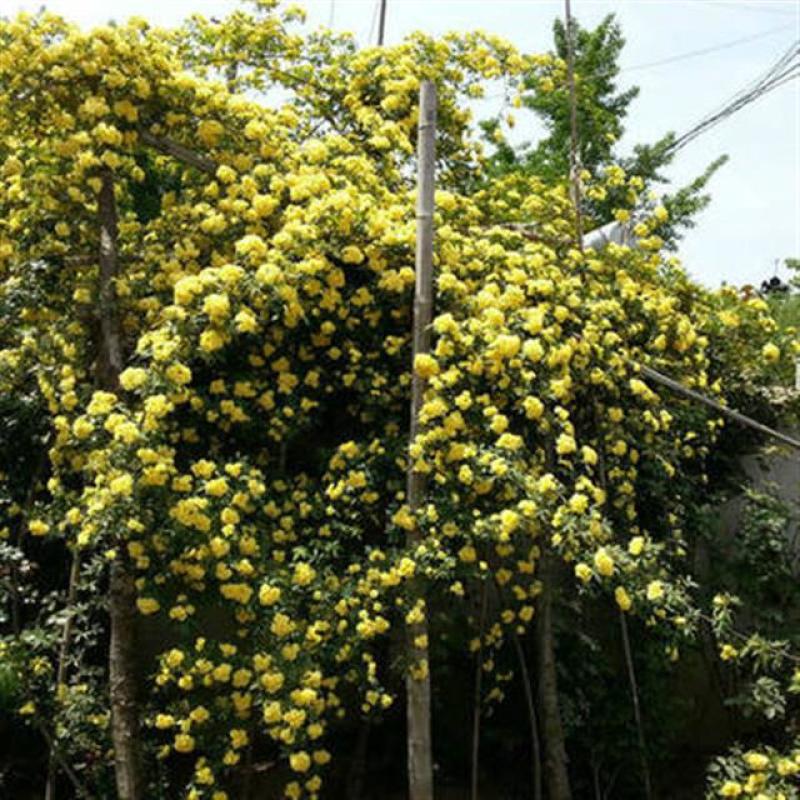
5, 0, 800, 288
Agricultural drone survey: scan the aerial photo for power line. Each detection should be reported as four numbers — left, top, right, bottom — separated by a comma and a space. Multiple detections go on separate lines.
484, 23, 795, 100
666, 39, 800, 154
695, 1, 800, 18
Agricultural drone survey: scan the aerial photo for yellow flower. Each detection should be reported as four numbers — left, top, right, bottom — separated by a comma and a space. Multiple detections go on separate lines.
289, 751, 311, 773
744, 752, 770, 771
719, 782, 742, 798
581, 446, 598, 466
523, 396, 544, 420
341, 246, 364, 264
392, 506, 415, 531
556, 434, 577, 456
203, 293, 231, 321
628, 536, 645, 556
271, 613, 295, 637
252, 194, 278, 217
28, 519, 50, 536
615, 586, 632, 612
136, 597, 160, 615
568, 493, 589, 514
646, 581, 664, 602
87, 391, 117, 415
458, 545, 477, 563
174, 733, 195, 753
292, 563, 316, 586
198, 119, 225, 146
216, 165, 237, 184
200, 330, 225, 352
719, 643, 738, 661
119, 367, 147, 391
574, 563, 592, 583
762, 342, 780, 363
259, 584, 281, 606
109, 474, 134, 497
593, 548, 614, 577
165, 363, 192, 385
190, 706, 210, 724
413, 354, 439, 379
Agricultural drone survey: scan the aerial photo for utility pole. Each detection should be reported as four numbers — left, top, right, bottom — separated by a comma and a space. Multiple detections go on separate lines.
406, 79, 436, 800
377, 0, 388, 46
564, 0, 584, 247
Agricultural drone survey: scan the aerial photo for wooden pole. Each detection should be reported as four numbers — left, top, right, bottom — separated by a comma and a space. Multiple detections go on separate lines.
534, 556, 572, 800
377, 0, 388, 46
564, 0, 584, 247
406, 78, 436, 800
98, 168, 144, 800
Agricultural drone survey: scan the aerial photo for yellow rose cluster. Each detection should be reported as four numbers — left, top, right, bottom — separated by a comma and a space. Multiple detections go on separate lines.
0, 3, 795, 799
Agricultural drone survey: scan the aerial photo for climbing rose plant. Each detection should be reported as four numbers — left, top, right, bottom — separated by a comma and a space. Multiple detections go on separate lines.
0, 2, 797, 798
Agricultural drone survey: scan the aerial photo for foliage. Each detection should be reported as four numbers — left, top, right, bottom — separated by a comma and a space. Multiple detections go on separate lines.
487, 13, 728, 247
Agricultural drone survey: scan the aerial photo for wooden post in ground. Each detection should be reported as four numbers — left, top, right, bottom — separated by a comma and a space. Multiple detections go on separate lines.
98, 168, 144, 800
406, 78, 437, 800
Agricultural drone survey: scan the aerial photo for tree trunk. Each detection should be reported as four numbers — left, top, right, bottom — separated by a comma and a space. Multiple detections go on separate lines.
345, 720, 371, 800
534, 556, 571, 800
98, 168, 144, 800
405, 79, 437, 800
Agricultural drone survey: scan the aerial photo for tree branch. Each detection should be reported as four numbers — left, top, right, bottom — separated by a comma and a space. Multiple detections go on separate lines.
138, 129, 218, 175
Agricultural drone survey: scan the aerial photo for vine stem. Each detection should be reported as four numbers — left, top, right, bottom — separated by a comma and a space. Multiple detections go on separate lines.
45, 550, 82, 800
512, 631, 543, 800
470, 583, 488, 800
618, 611, 653, 800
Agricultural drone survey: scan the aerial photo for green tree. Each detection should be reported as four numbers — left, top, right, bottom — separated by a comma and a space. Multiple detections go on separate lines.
489, 14, 728, 246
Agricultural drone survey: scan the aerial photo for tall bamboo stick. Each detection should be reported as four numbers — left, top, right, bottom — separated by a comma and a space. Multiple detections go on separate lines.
406, 79, 437, 800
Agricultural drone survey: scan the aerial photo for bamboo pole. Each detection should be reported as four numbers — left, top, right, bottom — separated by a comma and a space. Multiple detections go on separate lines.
638, 364, 800, 451
406, 78, 437, 800
377, 0, 388, 46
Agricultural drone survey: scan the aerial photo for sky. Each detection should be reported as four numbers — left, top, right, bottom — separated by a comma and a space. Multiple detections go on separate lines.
3, 0, 799, 288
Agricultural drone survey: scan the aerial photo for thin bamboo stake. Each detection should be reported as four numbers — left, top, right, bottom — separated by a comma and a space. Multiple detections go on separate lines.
377, 0, 388, 46
638, 364, 800, 451
405, 78, 437, 800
